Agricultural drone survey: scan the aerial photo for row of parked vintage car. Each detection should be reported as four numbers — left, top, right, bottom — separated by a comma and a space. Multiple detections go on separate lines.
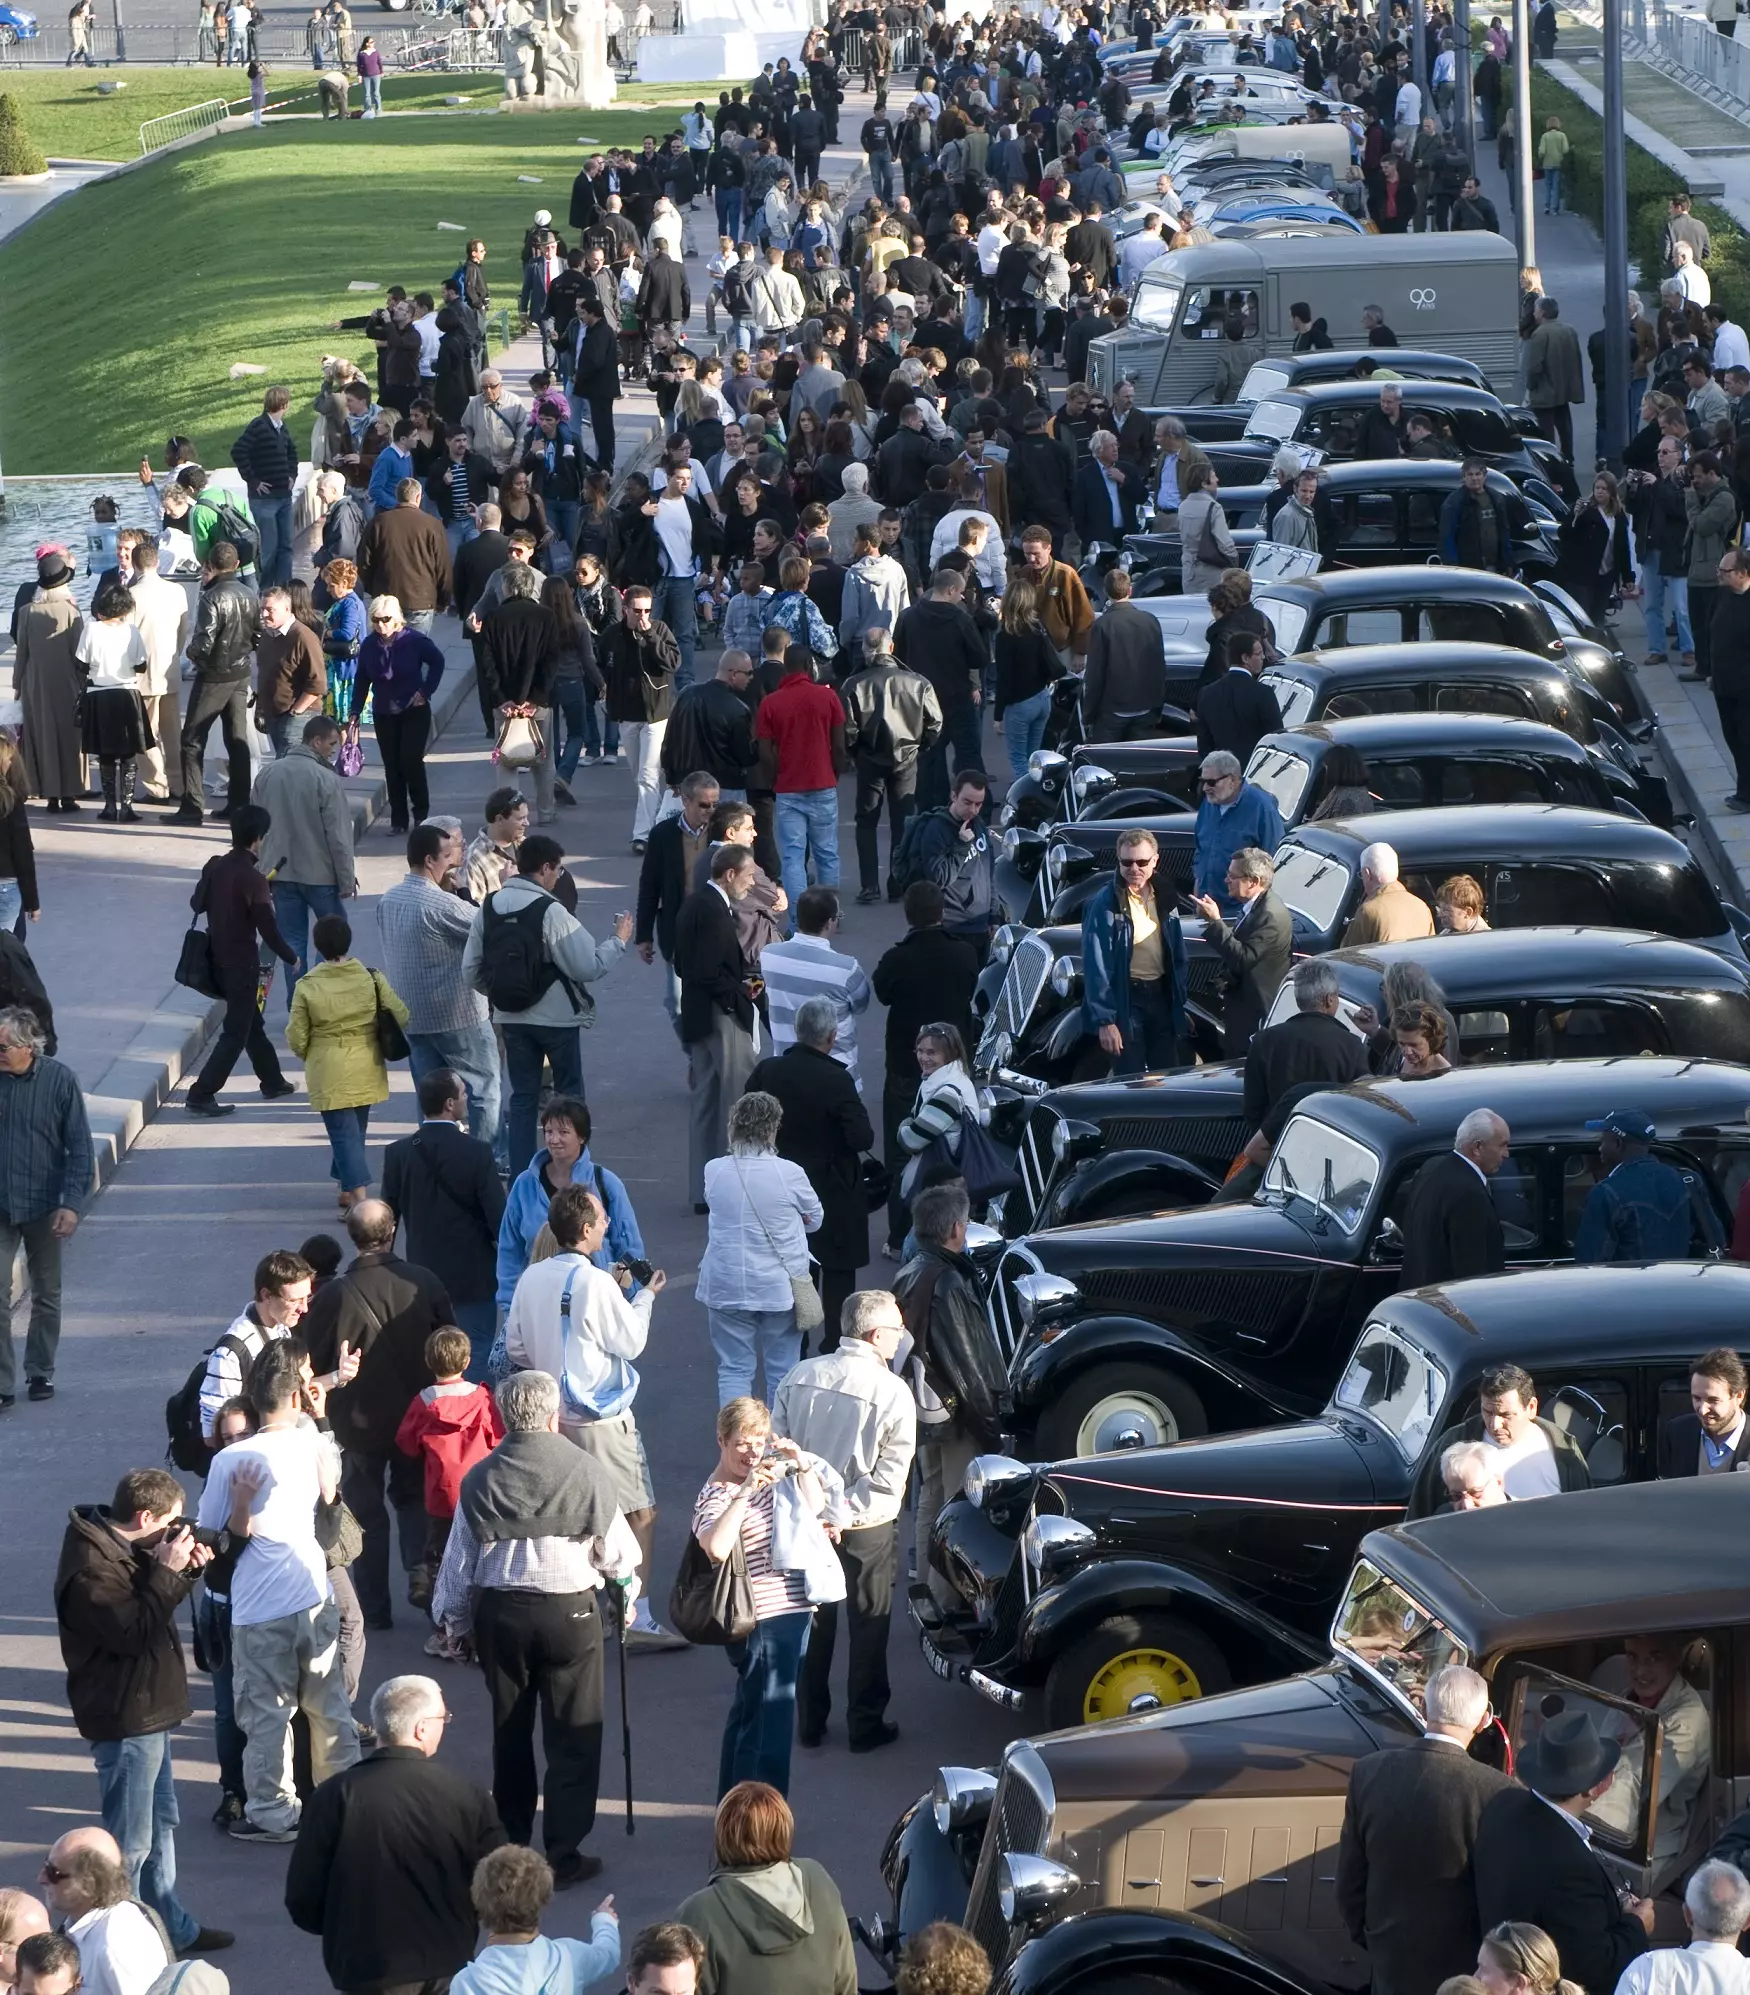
859, 358, 1750, 1990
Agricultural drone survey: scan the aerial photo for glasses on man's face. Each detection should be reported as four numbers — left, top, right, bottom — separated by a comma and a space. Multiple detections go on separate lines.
40, 1863, 71, 1884
1118, 856, 1154, 871
629, 604, 651, 615
1200, 777, 1227, 792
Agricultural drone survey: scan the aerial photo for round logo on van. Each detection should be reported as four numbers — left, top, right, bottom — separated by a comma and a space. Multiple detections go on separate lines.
1410, 288, 1438, 309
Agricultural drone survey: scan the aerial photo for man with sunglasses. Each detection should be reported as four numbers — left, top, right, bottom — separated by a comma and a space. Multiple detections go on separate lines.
1193, 750, 1284, 922
1081, 827, 1187, 1077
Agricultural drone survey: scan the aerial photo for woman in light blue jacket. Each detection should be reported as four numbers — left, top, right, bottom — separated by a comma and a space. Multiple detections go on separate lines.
451, 1845, 618, 1995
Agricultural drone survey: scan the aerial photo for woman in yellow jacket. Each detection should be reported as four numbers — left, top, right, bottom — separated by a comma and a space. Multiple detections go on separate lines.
287, 913, 411, 1208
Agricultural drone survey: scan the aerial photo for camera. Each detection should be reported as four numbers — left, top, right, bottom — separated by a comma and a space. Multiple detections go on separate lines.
172, 1521, 225, 1550
623, 1256, 655, 1286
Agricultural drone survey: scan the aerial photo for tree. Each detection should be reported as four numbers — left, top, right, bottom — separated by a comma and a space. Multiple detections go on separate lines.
0, 95, 46, 177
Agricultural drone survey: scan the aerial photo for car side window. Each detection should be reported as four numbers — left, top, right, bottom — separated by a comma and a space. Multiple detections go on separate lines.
1433, 683, 1537, 723
1370, 757, 1428, 807
1491, 866, 1617, 929
1453, 1007, 1512, 1064
1330, 608, 1407, 648
1419, 604, 1512, 645
1452, 407, 1519, 455
1342, 493, 1398, 549
1404, 492, 1444, 548
1557, 1144, 1708, 1255
1532, 1002, 1665, 1060
1437, 757, 1549, 806
1326, 682, 1419, 718
1381, 1146, 1543, 1252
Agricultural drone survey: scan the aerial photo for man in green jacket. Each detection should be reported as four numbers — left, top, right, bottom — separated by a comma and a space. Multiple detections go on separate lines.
1524, 296, 1585, 465
1684, 452, 1739, 686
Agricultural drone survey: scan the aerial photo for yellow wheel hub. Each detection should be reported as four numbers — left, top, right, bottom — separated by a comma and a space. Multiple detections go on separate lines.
1083, 1646, 1204, 1724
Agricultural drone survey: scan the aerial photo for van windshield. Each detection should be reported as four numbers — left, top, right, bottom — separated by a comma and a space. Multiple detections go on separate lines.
1332, 1325, 1448, 1463
1245, 399, 1304, 443
1261, 1113, 1379, 1233
1261, 671, 1315, 727
1133, 281, 1182, 332
1331, 1559, 1468, 1715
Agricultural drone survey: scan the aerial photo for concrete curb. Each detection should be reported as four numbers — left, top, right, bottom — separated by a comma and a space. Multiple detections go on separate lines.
1540, 58, 1728, 197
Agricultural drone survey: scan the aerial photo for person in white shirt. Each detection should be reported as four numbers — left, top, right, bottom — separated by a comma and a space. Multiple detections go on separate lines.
930, 506, 1005, 591
1673, 244, 1713, 308
196, 1356, 359, 1840
411, 290, 441, 380
35, 1833, 168, 1995
503, 1183, 681, 1648
124, 535, 188, 804
1476, 1366, 1564, 1496
1119, 213, 1171, 292
773, 1287, 915, 1752
756, 889, 873, 1084
196, 1248, 318, 1438
1611, 1860, 1750, 1995
1708, 307, 1750, 376
1393, 73, 1421, 137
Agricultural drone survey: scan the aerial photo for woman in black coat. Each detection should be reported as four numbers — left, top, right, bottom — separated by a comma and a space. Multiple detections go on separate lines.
745, 1002, 875, 1353
432, 306, 478, 427
1555, 470, 1634, 625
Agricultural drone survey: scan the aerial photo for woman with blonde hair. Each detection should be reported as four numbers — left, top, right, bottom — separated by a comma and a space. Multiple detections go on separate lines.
1476, 1923, 1584, 1995
319, 558, 367, 721
993, 575, 1063, 778
897, 1924, 992, 1995
353, 593, 445, 834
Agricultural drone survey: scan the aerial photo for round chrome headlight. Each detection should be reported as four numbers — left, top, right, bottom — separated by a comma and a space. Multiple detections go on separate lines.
1072, 763, 1117, 796
1050, 1119, 1073, 1162
963, 1454, 1034, 1509
986, 1029, 1013, 1072
1015, 1270, 1080, 1325
931, 1765, 1000, 1836
1049, 956, 1081, 998
989, 922, 1021, 965
1001, 827, 1026, 861
1023, 1513, 1097, 1573
998, 1852, 1082, 1926
997, 800, 1016, 830
1028, 749, 1070, 785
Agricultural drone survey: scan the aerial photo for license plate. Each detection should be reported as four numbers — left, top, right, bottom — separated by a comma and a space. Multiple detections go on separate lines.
920, 1632, 956, 1681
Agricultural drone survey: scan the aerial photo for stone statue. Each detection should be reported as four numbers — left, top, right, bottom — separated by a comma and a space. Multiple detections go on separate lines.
501, 0, 541, 95
502, 0, 615, 106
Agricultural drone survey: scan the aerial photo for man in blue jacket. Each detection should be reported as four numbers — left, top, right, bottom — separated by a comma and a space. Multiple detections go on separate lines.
1082, 827, 1187, 1075
495, 1095, 644, 1315
1193, 750, 1284, 918
907, 768, 996, 959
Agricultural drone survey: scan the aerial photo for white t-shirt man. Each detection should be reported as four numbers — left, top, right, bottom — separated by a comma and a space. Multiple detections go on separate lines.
197, 1424, 332, 1626
654, 495, 699, 580
1394, 78, 1421, 127
1480, 1422, 1561, 1498
68, 1901, 170, 1995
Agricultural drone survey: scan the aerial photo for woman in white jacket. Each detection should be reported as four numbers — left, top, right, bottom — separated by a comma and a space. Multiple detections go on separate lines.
697, 1091, 824, 1405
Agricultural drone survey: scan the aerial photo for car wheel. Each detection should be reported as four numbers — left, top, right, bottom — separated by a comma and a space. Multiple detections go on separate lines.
1037, 1362, 1208, 1459
1045, 1611, 1232, 1728
0, 24, 16, 44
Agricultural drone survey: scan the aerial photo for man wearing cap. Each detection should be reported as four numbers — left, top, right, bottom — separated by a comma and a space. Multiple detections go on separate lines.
1473, 1711, 1653, 1995
1573, 1110, 1693, 1264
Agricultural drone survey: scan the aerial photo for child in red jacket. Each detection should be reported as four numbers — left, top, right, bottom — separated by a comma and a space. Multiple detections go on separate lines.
395, 1326, 504, 1653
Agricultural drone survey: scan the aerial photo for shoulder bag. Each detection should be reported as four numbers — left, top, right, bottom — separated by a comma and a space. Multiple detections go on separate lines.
371, 970, 409, 1062
669, 1517, 758, 1645
734, 1156, 825, 1332
495, 709, 546, 770
337, 719, 364, 779
175, 923, 220, 1000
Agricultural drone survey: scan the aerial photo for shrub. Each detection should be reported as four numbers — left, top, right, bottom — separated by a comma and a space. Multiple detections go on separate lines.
0, 93, 46, 177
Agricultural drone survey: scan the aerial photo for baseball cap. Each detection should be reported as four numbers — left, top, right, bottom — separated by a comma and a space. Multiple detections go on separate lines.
1584, 1109, 1656, 1140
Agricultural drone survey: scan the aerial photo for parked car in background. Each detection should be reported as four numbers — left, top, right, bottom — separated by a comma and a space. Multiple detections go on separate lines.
0, 2, 40, 39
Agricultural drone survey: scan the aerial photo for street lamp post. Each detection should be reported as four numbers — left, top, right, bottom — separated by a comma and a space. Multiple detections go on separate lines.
1600, 0, 1630, 466
1455, 0, 1477, 162
1513, 0, 1536, 276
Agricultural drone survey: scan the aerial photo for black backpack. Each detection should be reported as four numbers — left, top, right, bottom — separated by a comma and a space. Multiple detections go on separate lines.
720, 262, 753, 319
480, 890, 587, 1016
889, 806, 952, 895
207, 496, 259, 568
164, 1331, 251, 1472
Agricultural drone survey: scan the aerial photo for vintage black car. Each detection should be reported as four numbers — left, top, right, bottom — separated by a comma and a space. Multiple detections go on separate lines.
1153, 347, 1501, 447
1272, 807, 1743, 958
880, 1475, 1750, 1984
986, 1058, 1750, 1459
1205, 380, 1572, 506
994, 929, 1750, 1231
998, 737, 1205, 835
915, 1261, 1750, 1729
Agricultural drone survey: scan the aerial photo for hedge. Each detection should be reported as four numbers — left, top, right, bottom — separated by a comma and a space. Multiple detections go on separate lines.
1500, 66, 1750, 323
0, 94, 46, 178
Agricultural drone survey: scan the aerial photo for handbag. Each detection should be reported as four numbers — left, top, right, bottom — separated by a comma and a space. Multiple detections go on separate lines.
860, 1153, 892, 1214
174, 923, 220, 1000
314, 1493, 365, 1570
669, 1526, 757, 1645
495, 709, 546, 770
734, 1157, 825, 1332
337, 720, 363, 779
371, 971, 409, 1061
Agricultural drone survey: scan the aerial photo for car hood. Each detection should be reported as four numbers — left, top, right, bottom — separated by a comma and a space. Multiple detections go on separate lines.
1044, 1415, 1386, 1519
1022, 1196, 1347, 1272
1040, 1064, 1248, 1123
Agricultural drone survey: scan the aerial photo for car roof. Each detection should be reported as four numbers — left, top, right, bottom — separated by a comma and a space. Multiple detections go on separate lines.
1138, 233, 1519, 284
1286, 803, 1691, 866
1361, 1470, 1750, 1656
1251, 566, 1546, 610
1319, 925, 1750, 998
1254, 381, 1507, 412
1262, 712, 1589, 760
1298, 1056, 1750, 1152
1264, 349, 1488, 382
1264, 642, 1564, 687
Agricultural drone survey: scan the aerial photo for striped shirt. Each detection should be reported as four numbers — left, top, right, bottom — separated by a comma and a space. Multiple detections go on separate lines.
693, 1477, 810, 1619
375, 871, 488, 1036
756, 933, 872, 1088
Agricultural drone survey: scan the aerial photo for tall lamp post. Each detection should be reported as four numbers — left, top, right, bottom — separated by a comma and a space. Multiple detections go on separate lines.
1600, 0, 1630, 465
1513, 0, 1536, 276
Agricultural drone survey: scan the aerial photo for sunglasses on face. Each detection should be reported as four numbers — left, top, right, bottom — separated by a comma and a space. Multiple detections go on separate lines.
1200, 777, 1227, 791
1118, 856, 1154, 870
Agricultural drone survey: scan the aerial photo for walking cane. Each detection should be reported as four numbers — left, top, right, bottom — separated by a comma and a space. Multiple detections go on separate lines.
612, 1580, 635, 1835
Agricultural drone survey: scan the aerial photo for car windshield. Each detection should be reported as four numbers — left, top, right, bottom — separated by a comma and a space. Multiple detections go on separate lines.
1271, 841, 1353, 931
1244, 398, 1304, 443
1331, 1558, 1468, 1716
1240, 361, 1292, 402
1246, 744, 1311, 818
1261, 1113, 1379, 1233
1332, 1324, 1449, 1463
1254, 595, 1308, 656
1132, 280, 1182, 331
1260, 670, 1315, 727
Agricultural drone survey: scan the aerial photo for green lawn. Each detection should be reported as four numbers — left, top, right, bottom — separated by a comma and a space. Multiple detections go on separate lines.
0, 108, 686, 472
0, 65, 724, 161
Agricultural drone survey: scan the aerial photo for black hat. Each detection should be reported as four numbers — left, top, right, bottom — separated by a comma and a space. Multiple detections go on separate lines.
36, 551, 74, 588
1516, 1709, 1622, 1798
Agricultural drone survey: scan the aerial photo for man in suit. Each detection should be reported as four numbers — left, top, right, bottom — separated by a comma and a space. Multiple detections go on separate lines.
379, 1067, 506, 1381
1400, 1108, 1510, 1293
1409, 1361, 1591, 1517
1071, 429, 1146, 551
1241, 957, 1369, 1134
1336, 1664, 1511, 1995
673, 843, 760, 1212
1081, 569, 1167, 743
570, 295, 621, 473
1196, 632, 1284, 766
1472, 1712, 1654, 1995
1191, 846, 1292, 1054
746, 997, 876, 1347
634, 771, 721, 1032
1659, 1346, 1750, 1477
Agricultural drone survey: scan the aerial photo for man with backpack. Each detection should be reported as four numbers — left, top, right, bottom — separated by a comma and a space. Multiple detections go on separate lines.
185, 1249, 318, 1448
459, 835, 635, 1177
895, 767, 995, 961
839, 628, 942, 905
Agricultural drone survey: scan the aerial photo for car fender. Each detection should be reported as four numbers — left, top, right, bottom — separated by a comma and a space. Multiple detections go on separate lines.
995, 1908, 1332, 1995
1044, 876, 1106, 924
1040, 1148, 1224, 1228
1081, 785, 1195, 822
881, 1792, 976, 1946
1011, 1312, 1269, 1415
1012, 1555, 1326, 1680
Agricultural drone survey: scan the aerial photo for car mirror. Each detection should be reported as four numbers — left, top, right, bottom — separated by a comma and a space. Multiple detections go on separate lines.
1369, 1215, 1405, 1264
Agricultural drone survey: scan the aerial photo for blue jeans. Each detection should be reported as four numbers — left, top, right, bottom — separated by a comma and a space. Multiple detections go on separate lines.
321, 1103, 372, 1190
1543, 165, 1562, 212
775, 788, 840, 921
715, 186, 743, 240
194, 1591, 244, 1800
503, 1020, 584, 1176
0, 876, 24, 938
250, 490, 295, 589
362, 71, 381, 112
1003, 687, 1053, 778
407, 1022, 501, 1144
91, 1733, 200, 1951
548, 498, 581, 567
582, 695, 620, 759
728, 314, 753, 354
708, 1302, 799, 1404
720, 1610, 812, 1798
445, 518, 477, 564
271, 880, 344, 1007
452, 1298, 496, 1383
1642, 567, 1693, 656
653, 575, 698, 692
867, 148, 894, 202
553, 677, 587, 782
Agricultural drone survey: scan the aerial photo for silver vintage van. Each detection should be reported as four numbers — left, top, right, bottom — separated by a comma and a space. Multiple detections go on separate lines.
1088, 232, 1521, 403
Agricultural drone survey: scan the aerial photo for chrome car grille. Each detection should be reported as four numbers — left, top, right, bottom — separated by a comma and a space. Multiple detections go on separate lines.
1017, 1106, 1060, 1220
990, 1242, 1043, 1368
976, 933, 1054, 1073
1186, 955, 1223, 1006
965, 1743, 1057, 1968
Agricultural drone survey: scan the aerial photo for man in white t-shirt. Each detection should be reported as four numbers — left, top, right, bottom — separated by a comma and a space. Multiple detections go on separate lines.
649, 459, 709, 694
125, 535, 189, 805
35, 1833, 168, 1995
197, 1362, 360, 1841
412, 291, 441, 381
1409, 1361, 1591, 1515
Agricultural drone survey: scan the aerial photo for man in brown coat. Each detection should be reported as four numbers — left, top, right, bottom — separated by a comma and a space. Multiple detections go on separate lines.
1341, 841, 1436, 946
255, 588, 326, 759
357, 479, 453, 634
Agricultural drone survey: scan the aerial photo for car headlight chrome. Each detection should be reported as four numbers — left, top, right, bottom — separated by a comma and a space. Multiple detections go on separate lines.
1049, 956, 1081, 999
963, 1454, 1034, 1509
985, 1029, 1013, 1072
931, 1765, 999, 1835
989, 923, 1022, 965
1023, 1513, 1096, 1574
1014, 1270, 1080, 1325
999, 1852, 1082, 1926
1028, 749, 1070, 785
1071, 763, 1117, 797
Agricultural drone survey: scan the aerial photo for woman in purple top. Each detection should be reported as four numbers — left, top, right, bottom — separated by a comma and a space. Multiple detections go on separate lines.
357, 33, 383, 115
355, 594, 445, 830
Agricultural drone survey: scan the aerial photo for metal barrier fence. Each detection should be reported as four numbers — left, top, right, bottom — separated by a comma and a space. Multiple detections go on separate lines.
1646, 0, 1750, 109
138, 93, 228, 151
839, 26, 927, 73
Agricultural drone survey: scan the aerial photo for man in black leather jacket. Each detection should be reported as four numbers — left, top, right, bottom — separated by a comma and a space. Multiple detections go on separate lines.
838, 629, 942, 903
175, 542, 261, 825
659, 649, 758, 793
894, 1179, 1008, 1611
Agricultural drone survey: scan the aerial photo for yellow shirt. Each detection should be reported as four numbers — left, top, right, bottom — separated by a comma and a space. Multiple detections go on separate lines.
1127, 885, 1164, 982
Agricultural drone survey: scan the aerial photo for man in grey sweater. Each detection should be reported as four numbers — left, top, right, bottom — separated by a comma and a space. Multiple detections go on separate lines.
252, 715, 358, 1006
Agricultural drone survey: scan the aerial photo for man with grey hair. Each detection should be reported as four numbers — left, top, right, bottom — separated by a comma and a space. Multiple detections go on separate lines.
827, 460, 884, 564
1191, 844, 1292, 1054
1241, 955, 1368, 1137
1152, 413, 1210, 517
774, 1287, 915, 1753
434, 1371, 640, 1887
1401, 1108, 1511, 1292
462, 369, 530, 472
1193, 749, 1283, 920
286, 1672, 505, 1994
1440, 1439, 1509, 1510
1343, 840, 1436, 946
1336, 1662, 1510, 1995
1654, 1859, 1750, 1995
0, 1007, 92, 1407
252, 714, 357, 1007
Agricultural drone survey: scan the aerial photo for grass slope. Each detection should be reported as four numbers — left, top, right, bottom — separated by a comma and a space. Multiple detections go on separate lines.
0, 107, 680, 472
